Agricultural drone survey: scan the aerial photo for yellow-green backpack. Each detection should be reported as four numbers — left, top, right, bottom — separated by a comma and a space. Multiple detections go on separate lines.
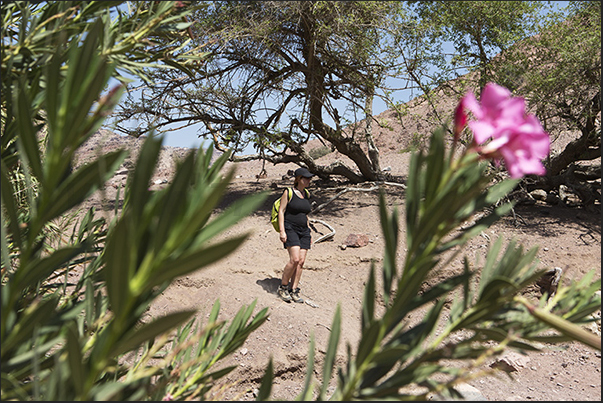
270, 187, 310, 231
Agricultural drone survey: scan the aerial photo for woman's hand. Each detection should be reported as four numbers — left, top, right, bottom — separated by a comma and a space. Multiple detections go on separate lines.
279, 230, 287, 243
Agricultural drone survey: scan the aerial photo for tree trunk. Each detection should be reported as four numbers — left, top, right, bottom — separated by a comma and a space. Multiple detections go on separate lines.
364, 92, 382, 176
320, 124, 382, 182
546, 130, 601, 177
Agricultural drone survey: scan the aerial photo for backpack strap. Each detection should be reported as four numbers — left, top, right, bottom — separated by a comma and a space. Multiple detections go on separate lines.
288, 187, 310, 200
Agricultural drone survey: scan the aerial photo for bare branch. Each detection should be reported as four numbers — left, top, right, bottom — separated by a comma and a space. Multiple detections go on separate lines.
312, 181, 406, 214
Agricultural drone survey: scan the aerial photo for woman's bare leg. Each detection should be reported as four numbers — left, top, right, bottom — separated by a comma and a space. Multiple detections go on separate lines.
282, 245, 301, 286
290, 248, 307, 290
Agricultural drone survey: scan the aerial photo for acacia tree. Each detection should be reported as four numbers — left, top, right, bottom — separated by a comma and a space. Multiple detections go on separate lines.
490, 0, 601, 208
114, 0, 410, 183
392, 1, 600, 207
408, 1, 544, 91
382, 1, 546, 147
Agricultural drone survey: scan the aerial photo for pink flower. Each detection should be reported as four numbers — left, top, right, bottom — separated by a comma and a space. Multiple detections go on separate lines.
459, 83, 550, 178
453, 99, 467, 141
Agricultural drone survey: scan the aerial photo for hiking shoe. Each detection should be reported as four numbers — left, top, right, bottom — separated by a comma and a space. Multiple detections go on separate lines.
289, 287, 304, 303
277, 285, 292, 302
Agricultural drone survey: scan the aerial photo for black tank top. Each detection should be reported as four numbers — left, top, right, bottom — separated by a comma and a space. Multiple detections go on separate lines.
284, 189, 311, 227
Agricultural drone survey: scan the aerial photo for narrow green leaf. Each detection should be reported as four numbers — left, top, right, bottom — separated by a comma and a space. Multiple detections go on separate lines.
44, 35, 62, 142
111, 310, 196, 357
84, 277, 95, 329
17, 247, 81, 292
226, 306, 269, 348
522, 300, 601, 351
485, 178, 521, 204
423, 127, 446, 202
256, 358, 274, 401
449, 264, 471, 324
405, 149, 423, 233
438, 203, 514, 253
379, 190, 398, 304
386, 258, 437, 332
1, 160, 22, 251
90, 382, 129, 401
104, 218, 132, 315
1, 296, 60, 357
14, 79, 43, 181
125, 135, 163, 220
356, 321, 382, 367
201, 365, 238, 383
366, 363, 441, 398
361, 264, 376, 331
472, 327, 541, 351
298, 335, 315, 401
478, 236, 504, 297
3, 335, 63, 372
478, 277, 517, 302
359, 345, 410, 389
407, 272, 470, 313
198, 300, 222, 350
191, 191, 268, 247
61, 21, 113, 146
321, 304, 341, 395
148, 235, 249, 289
219, 302, 262, 357
66, 325, 84, 397
152, 151, 196, 252
39, 150, 126, 224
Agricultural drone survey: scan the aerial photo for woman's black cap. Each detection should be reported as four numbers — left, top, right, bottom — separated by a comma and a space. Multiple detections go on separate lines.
294, 167, 314, 178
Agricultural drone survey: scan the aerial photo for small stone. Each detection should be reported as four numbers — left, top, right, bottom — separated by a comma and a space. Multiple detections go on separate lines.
343, 233, 369, 248
490, 352, 530, 372
530, 189, 547, 201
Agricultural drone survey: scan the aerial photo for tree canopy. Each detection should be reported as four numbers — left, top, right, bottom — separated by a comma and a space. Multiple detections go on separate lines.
116, 0, 408, 182
409, 0, 544, 89
491, 0, 601, 207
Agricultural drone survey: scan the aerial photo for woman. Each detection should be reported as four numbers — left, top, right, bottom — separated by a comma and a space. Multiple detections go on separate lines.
277, 167, 314, 303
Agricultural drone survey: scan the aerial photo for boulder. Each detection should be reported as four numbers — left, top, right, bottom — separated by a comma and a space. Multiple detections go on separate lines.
343, 233, 369, 248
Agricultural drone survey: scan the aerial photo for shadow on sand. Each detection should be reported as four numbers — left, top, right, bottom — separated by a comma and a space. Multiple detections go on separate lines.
256, 277, 282, 295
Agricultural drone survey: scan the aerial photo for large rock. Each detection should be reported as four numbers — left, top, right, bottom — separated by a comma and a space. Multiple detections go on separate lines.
490, 351, 531, 372
342, 233, 369, 248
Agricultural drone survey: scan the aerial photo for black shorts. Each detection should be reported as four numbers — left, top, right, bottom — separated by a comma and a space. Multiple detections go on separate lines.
283, 221, 311, 249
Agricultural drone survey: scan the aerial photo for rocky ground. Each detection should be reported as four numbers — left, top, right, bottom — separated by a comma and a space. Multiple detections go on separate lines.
75, 123, 601, 401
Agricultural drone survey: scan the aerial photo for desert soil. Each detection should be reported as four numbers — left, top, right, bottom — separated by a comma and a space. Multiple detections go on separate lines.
76, 126, 601, 401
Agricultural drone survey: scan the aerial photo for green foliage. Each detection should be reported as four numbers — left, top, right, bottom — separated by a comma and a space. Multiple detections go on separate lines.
113, 1, 405, 181
409, 0, 545, 87
308, 145, 333, 160
492, 1, 600, 137
488, 0, 601, 204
